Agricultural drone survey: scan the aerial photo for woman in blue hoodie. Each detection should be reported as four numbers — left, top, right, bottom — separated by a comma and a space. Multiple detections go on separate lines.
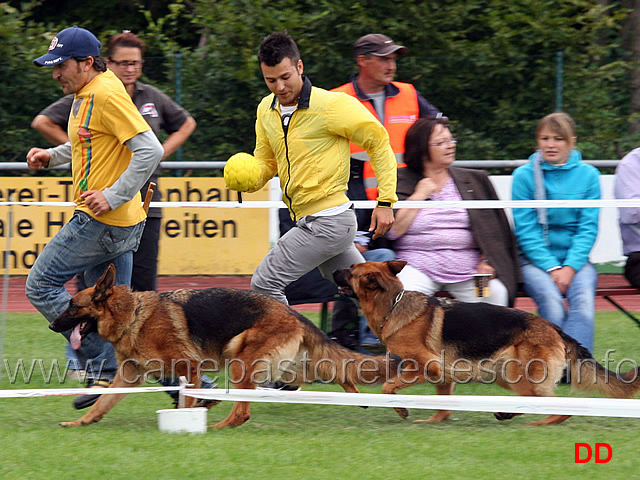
512, 112, 600, 353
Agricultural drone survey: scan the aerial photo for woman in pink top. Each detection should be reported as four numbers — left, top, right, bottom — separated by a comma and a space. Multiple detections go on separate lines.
387, 116, 520, 306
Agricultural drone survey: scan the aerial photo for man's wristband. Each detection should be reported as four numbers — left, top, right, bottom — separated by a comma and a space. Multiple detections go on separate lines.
376, 201, 392, 208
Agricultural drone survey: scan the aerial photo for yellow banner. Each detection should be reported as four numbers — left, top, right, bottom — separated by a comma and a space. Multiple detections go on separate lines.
0, 177, 270, 275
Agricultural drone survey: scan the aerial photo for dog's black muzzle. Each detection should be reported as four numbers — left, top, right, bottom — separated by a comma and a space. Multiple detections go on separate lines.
333, 268, 357, 298
49, 312, 94, 334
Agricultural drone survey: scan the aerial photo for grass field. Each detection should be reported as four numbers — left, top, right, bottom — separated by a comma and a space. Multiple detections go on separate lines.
1, 311, 640, 479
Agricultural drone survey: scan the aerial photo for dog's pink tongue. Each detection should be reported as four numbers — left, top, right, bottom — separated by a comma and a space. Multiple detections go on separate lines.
70, 324, 82, 350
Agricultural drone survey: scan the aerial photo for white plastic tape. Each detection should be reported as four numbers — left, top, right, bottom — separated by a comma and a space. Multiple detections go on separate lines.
0, 386, 178, 398
1, 385, 638, 418
183, 388, 640, 419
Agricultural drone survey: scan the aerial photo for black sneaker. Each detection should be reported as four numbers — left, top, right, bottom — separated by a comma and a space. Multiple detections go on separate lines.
256, 381, 301, 391
193, 379, 220, 409
168, 376, 218, 408
360, 336, 386, 354
328, 328, 359, 351
73, 378, 112, 409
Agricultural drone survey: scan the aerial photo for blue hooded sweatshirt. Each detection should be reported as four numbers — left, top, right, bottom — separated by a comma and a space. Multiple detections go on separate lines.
512, 149, 600, 272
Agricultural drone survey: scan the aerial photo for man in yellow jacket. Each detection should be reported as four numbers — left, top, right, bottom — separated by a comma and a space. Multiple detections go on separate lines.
243, 31, 397, 306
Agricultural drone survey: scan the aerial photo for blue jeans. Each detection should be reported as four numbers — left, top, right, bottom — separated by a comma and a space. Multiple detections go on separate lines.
363, 248, 395, 263
520, 256, 597, 353
26, 211, 145, 378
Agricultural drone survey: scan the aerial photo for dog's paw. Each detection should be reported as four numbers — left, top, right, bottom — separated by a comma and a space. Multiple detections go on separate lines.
494, 412, 515, 421
414, 410, 451, 423
59, 421, 82, 427
394, 407, 409, 419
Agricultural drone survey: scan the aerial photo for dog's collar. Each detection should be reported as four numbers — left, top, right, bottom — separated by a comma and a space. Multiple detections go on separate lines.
380, 289, 405, 331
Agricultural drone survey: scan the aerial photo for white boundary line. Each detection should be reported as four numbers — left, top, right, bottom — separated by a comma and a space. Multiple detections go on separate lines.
2, 199, 640, 209
1, 385, 639, 419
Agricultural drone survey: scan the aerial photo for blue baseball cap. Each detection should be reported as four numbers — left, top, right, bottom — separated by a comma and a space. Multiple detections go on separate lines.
33, 26, 101, 67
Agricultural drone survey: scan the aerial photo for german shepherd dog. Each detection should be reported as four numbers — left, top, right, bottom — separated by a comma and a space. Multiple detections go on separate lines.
334, 260, 640, 425
49, 264, 397, 429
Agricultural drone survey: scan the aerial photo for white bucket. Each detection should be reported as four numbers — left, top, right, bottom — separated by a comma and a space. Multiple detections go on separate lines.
156, 407, 208, 434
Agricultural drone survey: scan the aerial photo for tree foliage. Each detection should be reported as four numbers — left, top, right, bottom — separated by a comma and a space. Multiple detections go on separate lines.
2, 0, 637, 164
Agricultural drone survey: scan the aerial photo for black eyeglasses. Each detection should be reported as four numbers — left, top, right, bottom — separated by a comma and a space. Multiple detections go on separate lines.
108, 58, 144, 68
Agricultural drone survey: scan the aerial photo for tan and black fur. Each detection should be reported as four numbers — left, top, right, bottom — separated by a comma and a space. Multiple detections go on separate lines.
50, 264, 397, 429
334, 260, 640, 425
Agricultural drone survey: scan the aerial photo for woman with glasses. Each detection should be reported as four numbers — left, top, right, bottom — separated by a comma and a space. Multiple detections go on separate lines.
386, 115, 520, 306
104, 31, 197, 292
512, 112, 600, 354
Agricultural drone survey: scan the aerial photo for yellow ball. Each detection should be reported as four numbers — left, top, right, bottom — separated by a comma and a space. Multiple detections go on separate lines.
224, 153, 260, 192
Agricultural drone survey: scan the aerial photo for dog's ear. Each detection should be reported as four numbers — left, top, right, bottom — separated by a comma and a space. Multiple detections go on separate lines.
363, 272, 387, 292
386, 260, 407, 276
93, 264, 116, 303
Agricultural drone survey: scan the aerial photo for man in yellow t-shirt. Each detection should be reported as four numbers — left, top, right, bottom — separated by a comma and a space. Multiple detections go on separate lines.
25, 26, 163, 409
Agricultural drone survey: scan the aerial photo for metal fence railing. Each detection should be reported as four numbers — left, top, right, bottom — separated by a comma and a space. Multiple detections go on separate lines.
0, 160, 623, 172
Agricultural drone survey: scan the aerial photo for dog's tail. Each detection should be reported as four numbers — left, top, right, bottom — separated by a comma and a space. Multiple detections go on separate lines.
299, 315, 398, 387
562, 330, 640, 398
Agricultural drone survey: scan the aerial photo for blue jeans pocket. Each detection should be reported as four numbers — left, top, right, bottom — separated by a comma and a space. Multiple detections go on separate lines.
98, 221, 144, 256
56, 211, 91, 243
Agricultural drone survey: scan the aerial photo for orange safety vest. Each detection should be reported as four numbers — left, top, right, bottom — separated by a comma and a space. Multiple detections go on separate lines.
331, 81, 419, 199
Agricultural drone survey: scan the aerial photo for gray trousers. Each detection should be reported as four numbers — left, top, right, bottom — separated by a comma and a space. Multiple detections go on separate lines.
251, 207, 364, 305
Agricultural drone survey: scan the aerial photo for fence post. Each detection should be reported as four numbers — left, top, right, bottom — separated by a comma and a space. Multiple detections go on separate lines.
175, 51, 184, 175
556, 49, 564, 112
